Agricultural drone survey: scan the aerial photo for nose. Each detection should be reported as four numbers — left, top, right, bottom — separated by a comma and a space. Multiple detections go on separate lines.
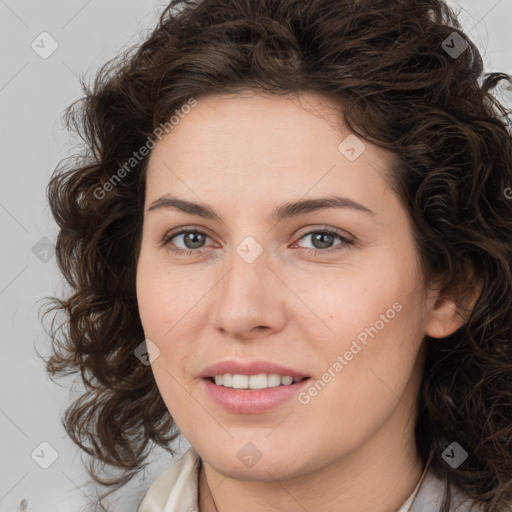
211, 242, 287, 340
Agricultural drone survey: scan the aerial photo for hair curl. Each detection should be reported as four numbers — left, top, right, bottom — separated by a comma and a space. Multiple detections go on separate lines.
44, 0, 512, 510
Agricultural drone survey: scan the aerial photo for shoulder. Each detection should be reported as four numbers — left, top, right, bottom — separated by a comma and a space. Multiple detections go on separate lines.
411, 468, 511, 512
137, 447, 201, 512
409, 469, 465, 511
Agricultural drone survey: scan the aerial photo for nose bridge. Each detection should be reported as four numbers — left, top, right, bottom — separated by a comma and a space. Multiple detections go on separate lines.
212, 235, 284, 336
222, 238, 269, 310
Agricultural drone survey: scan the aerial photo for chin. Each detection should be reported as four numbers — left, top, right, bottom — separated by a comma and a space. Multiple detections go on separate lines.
210, 456, 307, 482
197, 439, 318, 482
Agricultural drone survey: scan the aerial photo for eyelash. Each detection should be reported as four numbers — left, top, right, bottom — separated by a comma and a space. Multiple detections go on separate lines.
162, 227, 354, 257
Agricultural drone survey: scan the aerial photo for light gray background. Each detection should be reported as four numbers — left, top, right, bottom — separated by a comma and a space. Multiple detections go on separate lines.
1, 1, 511, 511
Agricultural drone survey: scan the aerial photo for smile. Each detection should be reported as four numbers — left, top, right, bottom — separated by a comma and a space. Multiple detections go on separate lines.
210, 373, 307, 389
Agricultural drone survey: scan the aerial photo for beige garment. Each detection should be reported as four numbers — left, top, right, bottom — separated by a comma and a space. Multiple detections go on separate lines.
137, 447, 479, 512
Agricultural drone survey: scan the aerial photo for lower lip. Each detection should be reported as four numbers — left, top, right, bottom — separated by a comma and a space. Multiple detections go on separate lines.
202, 378, 311, 414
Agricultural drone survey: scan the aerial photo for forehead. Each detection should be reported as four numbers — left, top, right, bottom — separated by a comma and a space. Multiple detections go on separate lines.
145, 91, 397, 218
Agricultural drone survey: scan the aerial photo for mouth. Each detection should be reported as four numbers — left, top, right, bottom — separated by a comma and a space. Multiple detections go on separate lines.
199, 360, 311, 413
200, 362, 312, 413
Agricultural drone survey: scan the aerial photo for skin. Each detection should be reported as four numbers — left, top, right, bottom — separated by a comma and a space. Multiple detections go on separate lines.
136, 90, 466, 512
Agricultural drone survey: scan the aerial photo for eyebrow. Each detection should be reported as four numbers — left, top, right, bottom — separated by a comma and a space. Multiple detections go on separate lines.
147, 194, 375, 221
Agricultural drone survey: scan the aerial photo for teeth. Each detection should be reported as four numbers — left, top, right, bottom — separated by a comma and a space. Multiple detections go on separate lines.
281, 376, 293, 385
211, 373, 305, 389
248, 374, 268, 389
232, 374, 248, 389
267, 374, 281, 387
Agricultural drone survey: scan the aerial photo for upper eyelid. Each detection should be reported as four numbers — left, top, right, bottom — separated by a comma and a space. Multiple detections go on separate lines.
163, 226, 213, 243
295, 226, 352, 239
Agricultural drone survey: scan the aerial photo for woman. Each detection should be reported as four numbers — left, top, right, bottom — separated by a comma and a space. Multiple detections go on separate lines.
44, 0, 512, 511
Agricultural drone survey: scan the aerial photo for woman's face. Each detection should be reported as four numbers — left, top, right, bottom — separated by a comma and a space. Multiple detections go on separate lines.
136, 91, 453, 481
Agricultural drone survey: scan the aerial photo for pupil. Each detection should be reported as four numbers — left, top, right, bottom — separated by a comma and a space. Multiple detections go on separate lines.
312, 232, 333, 249
185, 232, 204, 249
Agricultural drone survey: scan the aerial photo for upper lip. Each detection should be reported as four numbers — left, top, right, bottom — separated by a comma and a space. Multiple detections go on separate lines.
199, 360, 309, 379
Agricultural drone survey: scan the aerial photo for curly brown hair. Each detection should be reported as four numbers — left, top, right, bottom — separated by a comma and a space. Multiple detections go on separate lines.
43, 0, 512, 510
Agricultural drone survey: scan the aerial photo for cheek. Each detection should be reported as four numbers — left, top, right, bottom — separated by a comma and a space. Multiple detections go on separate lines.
136, 260, 190, 414
136, 247, 201, 336
292, 254, 427, 404
136, 259, 164, 340
136, 251, 207, 387
281, 261, 412, 349
314, 288, 425, 413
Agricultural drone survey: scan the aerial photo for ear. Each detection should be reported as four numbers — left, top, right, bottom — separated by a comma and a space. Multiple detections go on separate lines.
425, 275, 482, 339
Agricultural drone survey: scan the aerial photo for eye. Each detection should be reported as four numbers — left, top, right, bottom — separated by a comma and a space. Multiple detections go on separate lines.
162, 226, 353, 257
294, 228, 353, 254
162, 228, 213, 255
